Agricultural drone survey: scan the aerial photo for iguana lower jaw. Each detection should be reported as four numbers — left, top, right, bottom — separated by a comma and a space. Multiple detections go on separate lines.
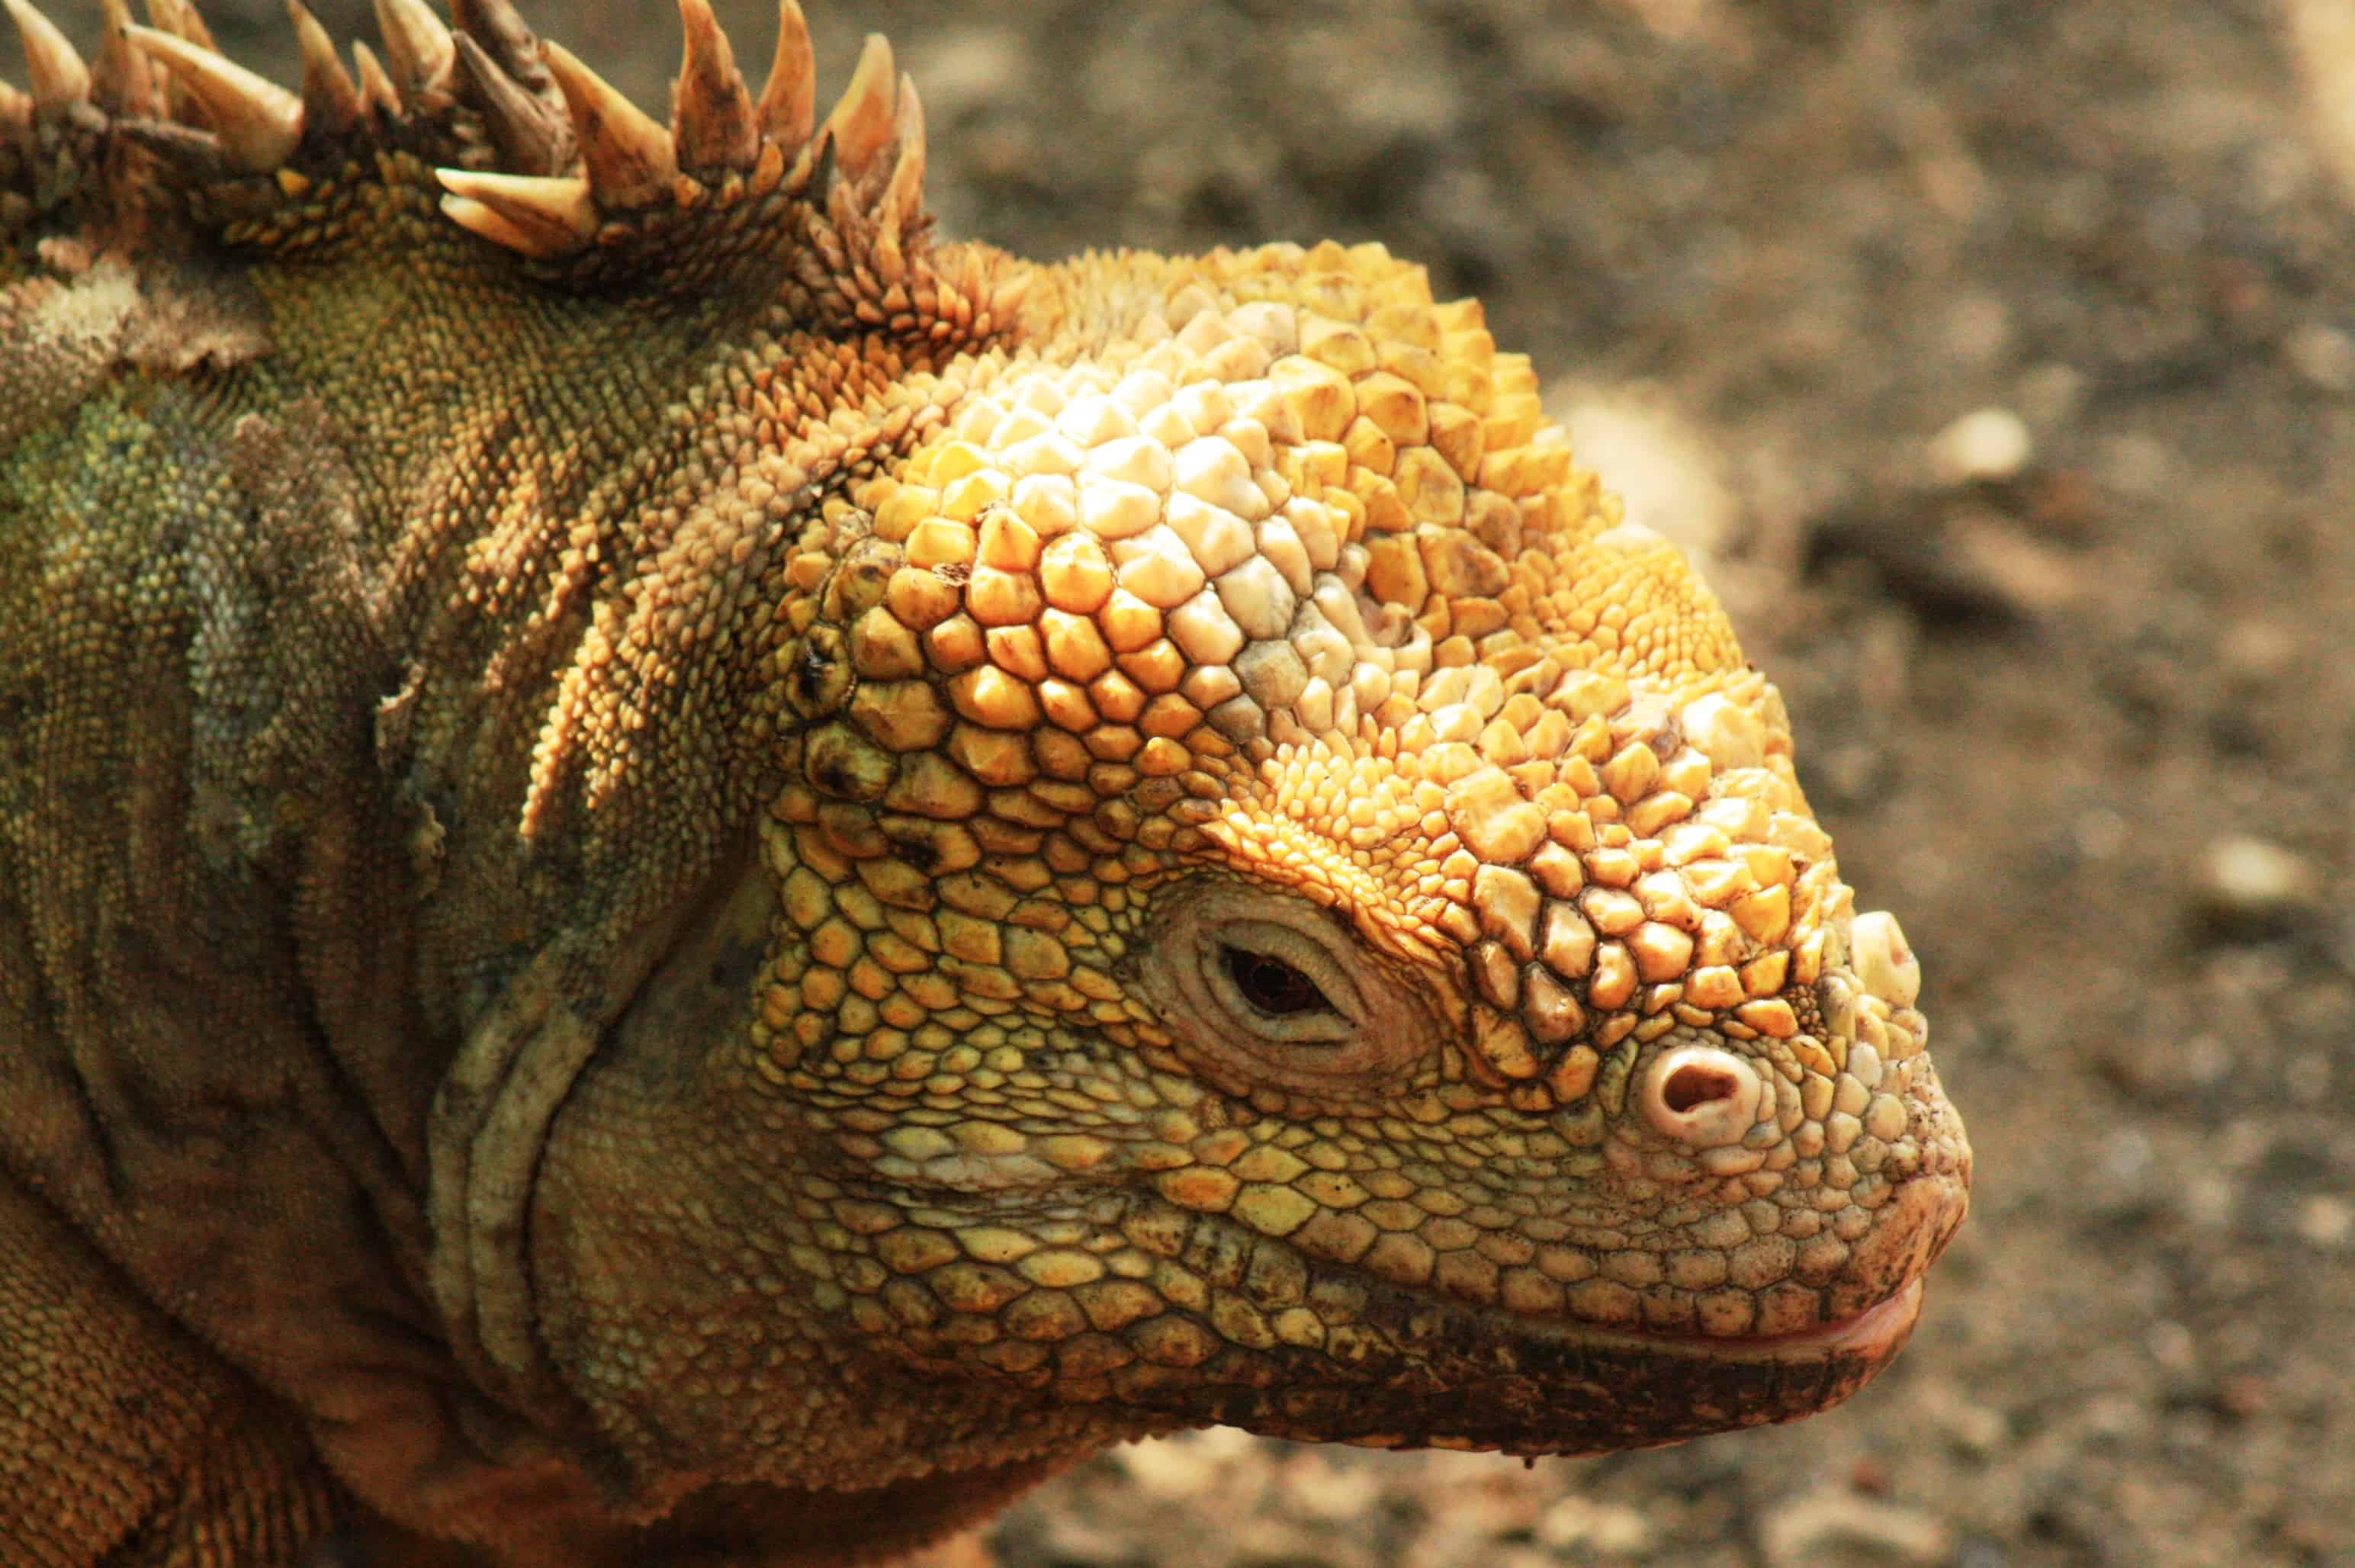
1086, 1261, 1938, 1460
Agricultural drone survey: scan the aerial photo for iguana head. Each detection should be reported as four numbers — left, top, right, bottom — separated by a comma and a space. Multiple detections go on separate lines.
2, 0, 1970, 1522
727, 244, 1973, 1463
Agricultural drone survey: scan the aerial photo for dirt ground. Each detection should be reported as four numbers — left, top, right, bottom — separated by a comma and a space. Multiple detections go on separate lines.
23, 1, 2353, 1563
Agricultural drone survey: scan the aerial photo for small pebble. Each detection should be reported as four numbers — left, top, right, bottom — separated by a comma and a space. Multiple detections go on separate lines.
1928, 406, 2033, 485
1114, 1428, 1258, 1500
2286, 321, 2355, 393
1537, 1494, 1656, 1554
1760, 1489, 1954, 1567
1916, 1378, 2012, 1457
2297, 1194, 2352, 1249
2193, 835, 2319, 930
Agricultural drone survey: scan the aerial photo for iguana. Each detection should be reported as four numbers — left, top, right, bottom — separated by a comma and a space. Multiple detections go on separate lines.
0, 0, 1972, 1562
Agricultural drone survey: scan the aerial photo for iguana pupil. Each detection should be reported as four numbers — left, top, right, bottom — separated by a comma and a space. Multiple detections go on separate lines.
1222, 945, 1334, 1018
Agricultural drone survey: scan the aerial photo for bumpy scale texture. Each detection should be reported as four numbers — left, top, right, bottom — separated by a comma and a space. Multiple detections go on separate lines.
0, 2, 1971, 1563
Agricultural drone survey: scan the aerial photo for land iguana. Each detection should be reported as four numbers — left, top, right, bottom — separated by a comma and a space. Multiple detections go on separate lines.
0, 1, 1973, 1561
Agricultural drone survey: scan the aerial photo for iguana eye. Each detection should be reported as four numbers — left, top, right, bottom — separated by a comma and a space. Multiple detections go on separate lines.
1221, 945, 1336, 1019
1127, 874, 1444, 1096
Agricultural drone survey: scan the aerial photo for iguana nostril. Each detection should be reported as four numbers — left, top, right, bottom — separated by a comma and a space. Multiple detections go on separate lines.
1642, 1046, 1762, 1147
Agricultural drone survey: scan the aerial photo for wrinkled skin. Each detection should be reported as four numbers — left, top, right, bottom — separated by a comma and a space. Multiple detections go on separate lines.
0, 5, 1968, 1563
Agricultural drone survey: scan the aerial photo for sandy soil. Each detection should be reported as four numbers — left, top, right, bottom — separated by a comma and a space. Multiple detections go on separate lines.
23, 2, 2352, 1562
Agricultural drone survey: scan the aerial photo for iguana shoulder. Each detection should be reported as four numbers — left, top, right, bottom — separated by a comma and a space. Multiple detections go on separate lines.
0, 2, 1971, 1563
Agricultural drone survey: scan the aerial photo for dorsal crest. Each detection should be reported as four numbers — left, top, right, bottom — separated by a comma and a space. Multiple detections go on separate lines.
1, 0, 1021, 337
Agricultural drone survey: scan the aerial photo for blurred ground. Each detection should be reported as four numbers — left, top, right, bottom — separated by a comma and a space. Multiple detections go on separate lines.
22, 1, 2355, 1563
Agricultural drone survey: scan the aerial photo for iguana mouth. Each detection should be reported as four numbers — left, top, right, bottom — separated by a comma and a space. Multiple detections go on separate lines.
1071, 1175, 1958, 1458
1542, 1276, 1925, 1361
1326, 1277, 1929, 1457
1096, 1271, 1929, 1458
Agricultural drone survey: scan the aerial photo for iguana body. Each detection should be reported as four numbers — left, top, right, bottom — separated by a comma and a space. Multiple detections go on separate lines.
0, 2, 1971, 1563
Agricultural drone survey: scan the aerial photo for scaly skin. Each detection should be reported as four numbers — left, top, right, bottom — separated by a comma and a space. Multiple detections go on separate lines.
0, 2, 1970, 1563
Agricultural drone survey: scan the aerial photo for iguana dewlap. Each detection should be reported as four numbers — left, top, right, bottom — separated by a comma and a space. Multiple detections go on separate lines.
0, 1, 1971, 1562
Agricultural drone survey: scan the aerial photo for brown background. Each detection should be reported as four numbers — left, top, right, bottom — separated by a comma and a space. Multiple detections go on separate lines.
16, 2, 2354, 1562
